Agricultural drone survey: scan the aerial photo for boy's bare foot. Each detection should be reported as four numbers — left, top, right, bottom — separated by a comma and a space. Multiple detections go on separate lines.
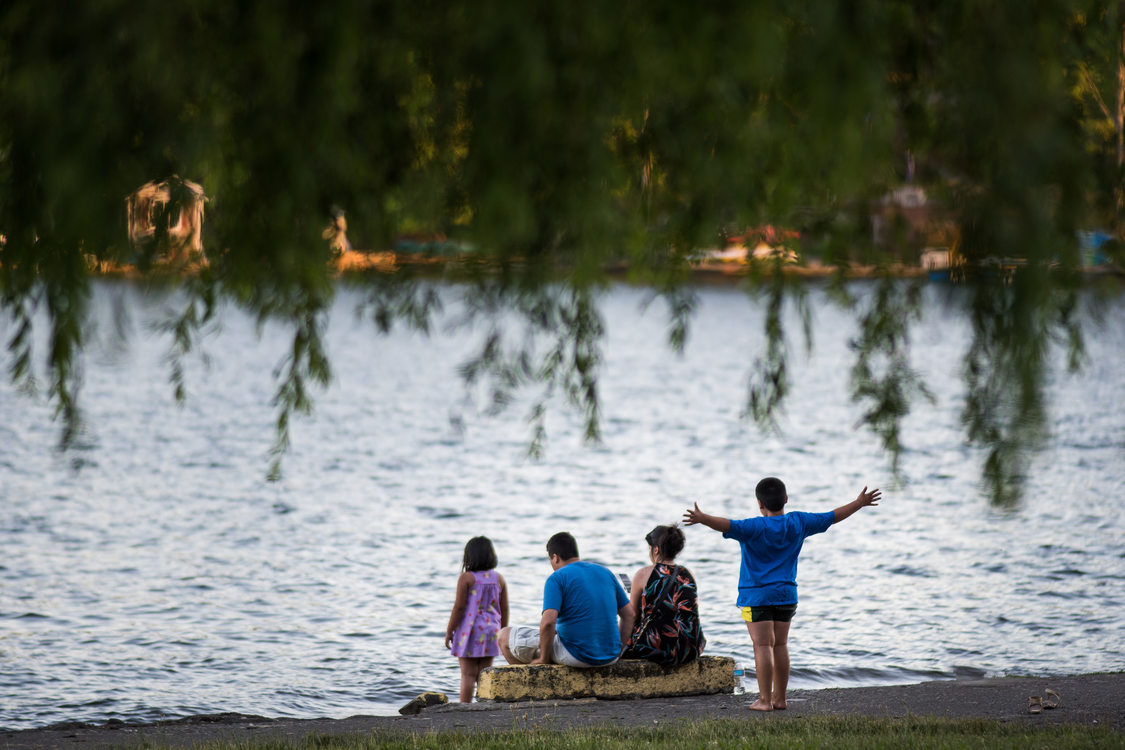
772, 700, 787, 710
747, 698, 774, 712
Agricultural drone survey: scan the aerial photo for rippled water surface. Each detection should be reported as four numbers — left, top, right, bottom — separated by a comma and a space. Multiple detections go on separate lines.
2, 280, 1124, 730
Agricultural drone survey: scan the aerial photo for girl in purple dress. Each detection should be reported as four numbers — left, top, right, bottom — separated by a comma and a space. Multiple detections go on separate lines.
444, 536, 509, 702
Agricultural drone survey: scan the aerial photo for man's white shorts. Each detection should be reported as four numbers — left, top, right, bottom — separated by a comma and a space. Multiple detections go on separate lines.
507, 625, 614, 668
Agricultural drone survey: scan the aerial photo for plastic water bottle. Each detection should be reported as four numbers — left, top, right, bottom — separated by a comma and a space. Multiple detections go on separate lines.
732, 663, 746, 695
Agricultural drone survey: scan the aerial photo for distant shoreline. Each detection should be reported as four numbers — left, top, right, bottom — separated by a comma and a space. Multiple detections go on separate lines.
4, 672, 1122, 749
79, 249, 1125, 282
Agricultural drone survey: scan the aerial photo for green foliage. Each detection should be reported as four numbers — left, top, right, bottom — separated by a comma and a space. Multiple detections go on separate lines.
744, 264, 812, 432
849, 277, 935, 476
457, 282, 605, 458
2, 0, 1122, 498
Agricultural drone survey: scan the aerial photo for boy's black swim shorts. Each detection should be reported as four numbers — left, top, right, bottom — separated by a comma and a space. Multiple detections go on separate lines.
741, 604, 798, 622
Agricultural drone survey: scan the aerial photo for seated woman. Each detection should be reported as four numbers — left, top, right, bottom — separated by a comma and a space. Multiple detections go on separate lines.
622, 524, 705, 665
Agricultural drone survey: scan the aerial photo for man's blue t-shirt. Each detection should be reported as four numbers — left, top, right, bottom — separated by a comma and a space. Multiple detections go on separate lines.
543, 560, 630, 665
723, 511, 835, 606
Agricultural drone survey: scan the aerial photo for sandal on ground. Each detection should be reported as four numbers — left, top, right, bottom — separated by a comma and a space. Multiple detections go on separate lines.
1043, 688, 1061, 709
1028, 696, 1042, 714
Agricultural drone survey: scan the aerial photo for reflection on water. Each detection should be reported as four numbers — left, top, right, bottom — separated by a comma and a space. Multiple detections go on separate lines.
1, 281, 1123, 730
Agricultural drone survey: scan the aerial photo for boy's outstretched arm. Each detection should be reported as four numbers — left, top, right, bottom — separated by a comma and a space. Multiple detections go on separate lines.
683, 502, 731, 533
833, 486, 882, 524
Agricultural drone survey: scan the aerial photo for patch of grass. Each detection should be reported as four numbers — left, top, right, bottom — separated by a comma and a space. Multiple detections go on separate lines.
161, 716, 1123, 750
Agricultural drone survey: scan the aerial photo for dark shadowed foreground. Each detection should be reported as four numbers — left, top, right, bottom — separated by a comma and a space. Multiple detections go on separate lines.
4, 674, 1121, 749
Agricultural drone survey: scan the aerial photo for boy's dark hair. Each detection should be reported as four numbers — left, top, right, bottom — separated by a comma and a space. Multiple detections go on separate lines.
755, 477, 788, 512
462, 536, 498, 572
546, 531, 579, 560
645, 524, 685, 561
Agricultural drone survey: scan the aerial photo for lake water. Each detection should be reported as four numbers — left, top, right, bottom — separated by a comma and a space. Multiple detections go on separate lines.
2, 279, 1123, 730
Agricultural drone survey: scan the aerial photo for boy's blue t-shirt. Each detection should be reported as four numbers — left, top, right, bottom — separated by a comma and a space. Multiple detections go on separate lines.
723, 511, 835, 606
543, 560, 630, 665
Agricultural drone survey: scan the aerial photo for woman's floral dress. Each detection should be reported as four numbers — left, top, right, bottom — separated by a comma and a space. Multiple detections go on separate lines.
623, 563, 705, 666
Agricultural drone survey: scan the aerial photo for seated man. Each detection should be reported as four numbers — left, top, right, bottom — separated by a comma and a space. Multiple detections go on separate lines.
499, 532, 634, 667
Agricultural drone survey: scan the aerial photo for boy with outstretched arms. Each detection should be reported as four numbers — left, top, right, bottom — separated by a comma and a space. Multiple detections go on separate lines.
684, 477, 881, 712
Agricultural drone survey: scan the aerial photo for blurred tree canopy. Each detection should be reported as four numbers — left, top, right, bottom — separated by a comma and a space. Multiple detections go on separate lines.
1, 1, 1123, 501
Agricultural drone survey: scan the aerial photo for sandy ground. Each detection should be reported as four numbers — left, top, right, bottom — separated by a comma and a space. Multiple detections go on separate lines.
3, 673, 1122, 749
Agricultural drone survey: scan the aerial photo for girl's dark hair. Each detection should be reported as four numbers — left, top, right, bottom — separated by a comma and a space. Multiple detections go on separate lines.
462, 536, 498, 572
645, 524, 685, 561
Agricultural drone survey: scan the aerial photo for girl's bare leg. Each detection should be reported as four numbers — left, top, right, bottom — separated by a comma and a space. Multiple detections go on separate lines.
458, 656, 494, 702
457, 657, 475, 702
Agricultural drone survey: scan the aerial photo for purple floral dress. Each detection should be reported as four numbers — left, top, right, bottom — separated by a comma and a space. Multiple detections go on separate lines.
449, 569, 502, 658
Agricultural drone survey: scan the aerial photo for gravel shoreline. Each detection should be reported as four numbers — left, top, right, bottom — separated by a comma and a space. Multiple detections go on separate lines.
4, 673, 1122, 749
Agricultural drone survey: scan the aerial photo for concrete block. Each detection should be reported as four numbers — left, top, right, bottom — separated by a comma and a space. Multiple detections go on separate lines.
477, 656, 735, 701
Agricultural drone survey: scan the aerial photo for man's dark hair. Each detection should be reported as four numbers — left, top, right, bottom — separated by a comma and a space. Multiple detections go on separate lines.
546, 531, 579, 560
645, 524, 685, 561
755, 476, 788, 512
462, 536, 498, 572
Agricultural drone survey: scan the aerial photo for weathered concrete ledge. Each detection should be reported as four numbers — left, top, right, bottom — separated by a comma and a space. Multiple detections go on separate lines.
477, 655, 735, 701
